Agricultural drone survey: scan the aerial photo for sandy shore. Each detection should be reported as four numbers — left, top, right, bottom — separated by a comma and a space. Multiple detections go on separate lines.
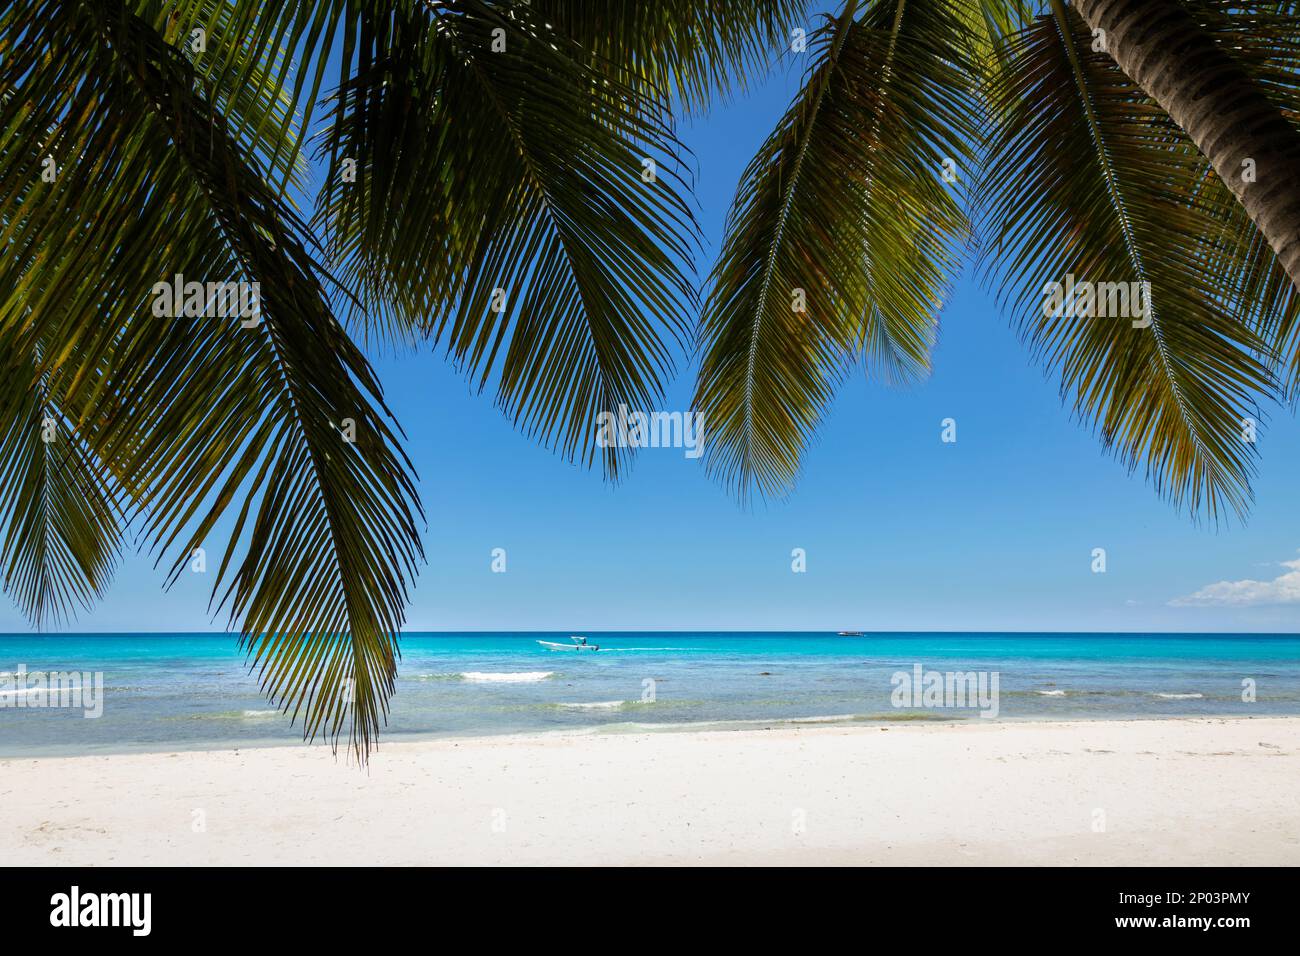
4, 717, 1298, 865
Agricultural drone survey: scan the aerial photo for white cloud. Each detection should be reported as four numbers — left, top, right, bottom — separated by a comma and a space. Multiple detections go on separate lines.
1169, 553, 1300, 607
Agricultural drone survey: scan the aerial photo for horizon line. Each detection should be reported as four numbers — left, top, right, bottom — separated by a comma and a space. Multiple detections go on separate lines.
2, 628, 1298, 637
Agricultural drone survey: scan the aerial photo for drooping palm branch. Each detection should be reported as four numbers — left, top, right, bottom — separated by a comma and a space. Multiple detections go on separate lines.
694, 0, 1300, 523
694, 0, 981, 499
0, 325, 125, 628
526, 0, 808, 113
0, 0, 737, 758
313, 0, 701, 477
1, 0, 427, 757
977, 0, 1278, 522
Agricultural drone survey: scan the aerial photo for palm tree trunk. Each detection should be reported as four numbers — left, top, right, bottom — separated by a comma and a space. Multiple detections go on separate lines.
1071, 0, 1300, 292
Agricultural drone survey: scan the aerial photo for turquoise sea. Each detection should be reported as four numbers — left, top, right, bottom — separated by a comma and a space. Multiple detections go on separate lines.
1, 631, 1298, 756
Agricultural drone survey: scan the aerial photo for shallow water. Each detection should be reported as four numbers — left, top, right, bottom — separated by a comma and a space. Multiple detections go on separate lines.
1, 631, 1297, 755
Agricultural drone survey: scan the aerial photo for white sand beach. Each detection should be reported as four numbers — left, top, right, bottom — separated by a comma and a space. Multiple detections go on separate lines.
4, 717, 1298, 866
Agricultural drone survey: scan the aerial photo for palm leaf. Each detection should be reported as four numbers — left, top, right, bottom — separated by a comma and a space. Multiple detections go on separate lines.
168, 0, 312, 198
0, 0, 423, 759
976, 1, 1278, 522
164, 0, 349, 183
0, 326, 123, 628
528, 0, 806, 113
315, 0, 700, 477
694, 0, 978, 500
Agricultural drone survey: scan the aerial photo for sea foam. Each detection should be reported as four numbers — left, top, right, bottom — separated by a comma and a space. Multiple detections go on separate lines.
461, 671, 553, 684
0, 687, 43, 699
558, 700, 625, 709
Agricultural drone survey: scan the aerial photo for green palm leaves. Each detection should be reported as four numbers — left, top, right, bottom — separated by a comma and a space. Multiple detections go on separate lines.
526, 0, 807, 112
978, 1, 1276, 520
1, 0, 712, 757
1, 0, 423, 756
696, 0, 1300, 521
696, 0, 977, 499
315, 0, 700, 476
4, 0, 1300, 759
0, 343, 124, 628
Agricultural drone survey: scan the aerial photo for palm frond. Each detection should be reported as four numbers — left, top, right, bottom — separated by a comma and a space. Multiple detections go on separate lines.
168, 0, 313, 197
976, 2, 1278, 522
957, 0, 1037, 62
165, 0, 350, 181
0, 0, 423, 759
529, 0, 806, 113
694, 0, 978, 501
315, 0, 700, 478
0, 326, 123, 628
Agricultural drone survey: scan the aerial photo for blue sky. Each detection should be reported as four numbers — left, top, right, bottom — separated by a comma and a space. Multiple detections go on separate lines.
4, 50, 1299, 634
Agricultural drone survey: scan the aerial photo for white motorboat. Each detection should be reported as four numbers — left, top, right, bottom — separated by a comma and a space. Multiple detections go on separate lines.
537, 636, 600, 652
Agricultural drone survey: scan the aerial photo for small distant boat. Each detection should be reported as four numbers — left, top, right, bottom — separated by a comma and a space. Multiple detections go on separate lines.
538, 636, 600, 652
837, 630, 865, 636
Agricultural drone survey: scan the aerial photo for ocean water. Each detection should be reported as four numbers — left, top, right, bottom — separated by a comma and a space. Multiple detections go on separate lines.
1, 632, 1298, 756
